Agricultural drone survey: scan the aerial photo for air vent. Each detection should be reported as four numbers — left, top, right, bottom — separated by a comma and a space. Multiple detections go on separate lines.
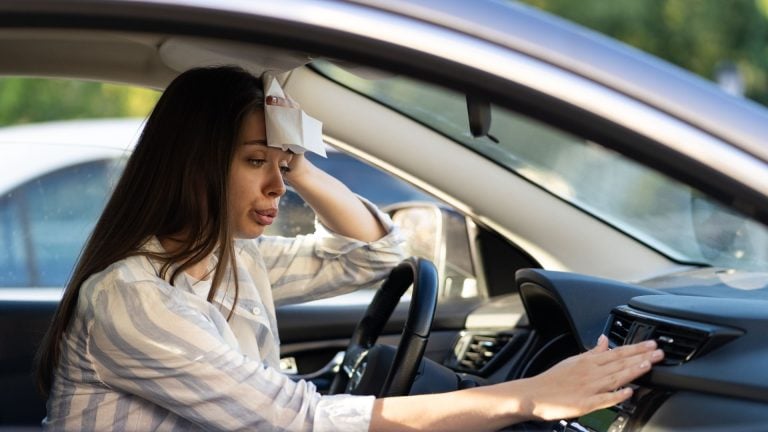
605, 306, 742, 366
653, 324, 706, 364
608, 314, 632, 345
452, 333, 514, 373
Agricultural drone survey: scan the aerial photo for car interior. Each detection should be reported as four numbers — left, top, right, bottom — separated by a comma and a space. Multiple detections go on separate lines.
2, 3, 768, 431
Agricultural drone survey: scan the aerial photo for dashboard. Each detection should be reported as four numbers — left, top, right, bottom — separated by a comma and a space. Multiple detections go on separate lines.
448, 269, 768, 431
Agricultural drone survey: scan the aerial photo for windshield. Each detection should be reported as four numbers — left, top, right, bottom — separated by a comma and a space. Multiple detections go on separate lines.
313, 60, 768, 272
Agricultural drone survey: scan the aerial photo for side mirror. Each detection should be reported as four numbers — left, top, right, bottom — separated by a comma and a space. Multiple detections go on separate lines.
388, 202, 484, 300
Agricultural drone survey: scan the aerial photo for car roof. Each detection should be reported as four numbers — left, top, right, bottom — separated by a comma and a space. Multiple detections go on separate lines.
1, 0, 767, 164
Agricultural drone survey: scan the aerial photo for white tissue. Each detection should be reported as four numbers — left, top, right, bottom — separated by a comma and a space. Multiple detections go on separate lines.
263, 72, 326, 157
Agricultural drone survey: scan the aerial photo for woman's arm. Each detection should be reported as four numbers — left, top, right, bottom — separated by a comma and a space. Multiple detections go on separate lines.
370, 336, 663, 431
266, 94, 386, 242
285, 153, 387, 242
83, 277, 374, 432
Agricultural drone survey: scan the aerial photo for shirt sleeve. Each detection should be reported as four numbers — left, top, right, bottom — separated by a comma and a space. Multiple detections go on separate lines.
87, 280, 374, 432
253, 196, 406, 306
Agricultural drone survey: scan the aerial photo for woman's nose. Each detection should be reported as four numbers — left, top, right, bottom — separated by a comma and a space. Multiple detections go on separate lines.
265, 165, 286, 197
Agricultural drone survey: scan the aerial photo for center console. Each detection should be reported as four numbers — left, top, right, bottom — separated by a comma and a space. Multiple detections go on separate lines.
556, 385, 669, 432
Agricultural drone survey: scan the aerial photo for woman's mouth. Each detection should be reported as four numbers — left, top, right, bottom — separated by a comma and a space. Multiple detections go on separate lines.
252, 208, 278, 225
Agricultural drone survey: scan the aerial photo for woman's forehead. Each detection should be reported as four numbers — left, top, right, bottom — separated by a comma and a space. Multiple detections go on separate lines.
240, 140, 293, 158
238, 111, 268, 144
240, 110, 266, 136
239, 111, 294, 157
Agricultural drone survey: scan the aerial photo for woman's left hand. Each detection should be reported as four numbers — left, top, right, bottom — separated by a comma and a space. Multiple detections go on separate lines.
265, 93, 386, 241
284, 152, 312, 183
265, 95, 313, 180
266, 94, 298, 109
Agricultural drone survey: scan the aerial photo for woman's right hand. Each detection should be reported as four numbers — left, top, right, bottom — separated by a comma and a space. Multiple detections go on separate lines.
370, 336, 663, 432
512, 335, 664, 421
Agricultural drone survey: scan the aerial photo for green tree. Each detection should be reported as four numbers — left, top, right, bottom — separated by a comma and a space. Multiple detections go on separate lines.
0, 78, 159, 126
519, 0, 768, 106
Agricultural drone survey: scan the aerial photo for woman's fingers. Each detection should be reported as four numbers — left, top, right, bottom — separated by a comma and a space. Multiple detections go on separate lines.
591, 334, 610, 353
584, 337, 664, 393
591, 339, 659, 365
592, 356, 652, 392
266, 95, 299, 109
593, 347, 664, 379
524, 336, 663, 421
584, 387, 634, 413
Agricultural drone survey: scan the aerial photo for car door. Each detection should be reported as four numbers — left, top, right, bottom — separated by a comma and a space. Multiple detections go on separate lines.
0, 159, 119, 424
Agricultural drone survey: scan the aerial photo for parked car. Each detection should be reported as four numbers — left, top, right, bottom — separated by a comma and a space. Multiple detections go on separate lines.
2, 0, 768, 430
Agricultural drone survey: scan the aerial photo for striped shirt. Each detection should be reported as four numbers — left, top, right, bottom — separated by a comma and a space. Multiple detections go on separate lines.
44, 201, 404, 431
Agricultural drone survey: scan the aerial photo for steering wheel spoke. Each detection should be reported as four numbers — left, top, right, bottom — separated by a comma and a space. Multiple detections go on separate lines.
328, 257, 439, 397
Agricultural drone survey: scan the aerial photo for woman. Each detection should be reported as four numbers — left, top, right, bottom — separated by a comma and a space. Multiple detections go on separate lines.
36, 66, 662, 431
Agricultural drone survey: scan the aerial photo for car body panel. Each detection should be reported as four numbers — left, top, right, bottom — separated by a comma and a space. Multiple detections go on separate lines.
0, 118, 139, 193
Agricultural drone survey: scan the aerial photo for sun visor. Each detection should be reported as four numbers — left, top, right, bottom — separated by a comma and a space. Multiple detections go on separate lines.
158, 37, 312, 76
262, 71, 326, 157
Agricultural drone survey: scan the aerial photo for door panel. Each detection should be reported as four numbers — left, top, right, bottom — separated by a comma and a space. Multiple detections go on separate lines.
276, 298, 481, 390
0, 300, 57, 426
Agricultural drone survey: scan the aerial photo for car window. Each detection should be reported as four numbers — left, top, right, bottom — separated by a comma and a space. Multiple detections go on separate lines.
0, 161, 118, 287
310, 152, 435, 205
0, 77, 153, 289
0, 190, 27, 286
264, 151, 436, 238
0, 78, 485, 302
264, 152, 487, 303
313, 60, 768, 273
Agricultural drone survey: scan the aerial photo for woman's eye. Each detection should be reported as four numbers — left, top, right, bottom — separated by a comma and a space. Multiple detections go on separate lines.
248, 159, 266, 167
280, 166, 291, 175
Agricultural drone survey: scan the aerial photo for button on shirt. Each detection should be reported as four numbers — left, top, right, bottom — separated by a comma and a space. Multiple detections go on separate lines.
44, 201, 404, 431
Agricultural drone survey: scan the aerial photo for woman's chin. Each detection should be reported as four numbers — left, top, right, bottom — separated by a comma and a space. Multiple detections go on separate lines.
234, 223, 266, 239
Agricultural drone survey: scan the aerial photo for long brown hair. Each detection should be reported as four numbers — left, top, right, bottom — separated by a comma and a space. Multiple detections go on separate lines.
35, 65, 265, 396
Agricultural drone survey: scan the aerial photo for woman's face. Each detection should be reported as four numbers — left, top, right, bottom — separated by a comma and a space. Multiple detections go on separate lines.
229, 110, 292, 239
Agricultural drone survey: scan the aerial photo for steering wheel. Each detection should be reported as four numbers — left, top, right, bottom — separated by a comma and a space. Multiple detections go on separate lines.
328, 257, 438, 397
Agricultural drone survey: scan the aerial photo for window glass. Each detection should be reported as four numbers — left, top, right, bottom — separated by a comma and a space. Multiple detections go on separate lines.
264, 151, 437, 237
0, 161, 118, 287
0, 77, 154, 289
0, 78, 484, 303
263, 150, 486, 302
266, 189, 316, 238
309, 152, 435, 205
313, 60, 768, 272
0, 191, 27, 286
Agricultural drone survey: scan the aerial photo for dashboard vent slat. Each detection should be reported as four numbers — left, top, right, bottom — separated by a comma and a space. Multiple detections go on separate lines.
609, 315, 633, 345
652, 325, 707, 365
452, 333, 513, 373
604, 306, 742, 366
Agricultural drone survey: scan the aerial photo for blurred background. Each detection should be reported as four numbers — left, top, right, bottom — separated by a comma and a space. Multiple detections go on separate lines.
519, 0, 768, 104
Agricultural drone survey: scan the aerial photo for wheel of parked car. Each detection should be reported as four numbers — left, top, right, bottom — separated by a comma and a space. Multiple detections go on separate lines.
328, 257, 439, 397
